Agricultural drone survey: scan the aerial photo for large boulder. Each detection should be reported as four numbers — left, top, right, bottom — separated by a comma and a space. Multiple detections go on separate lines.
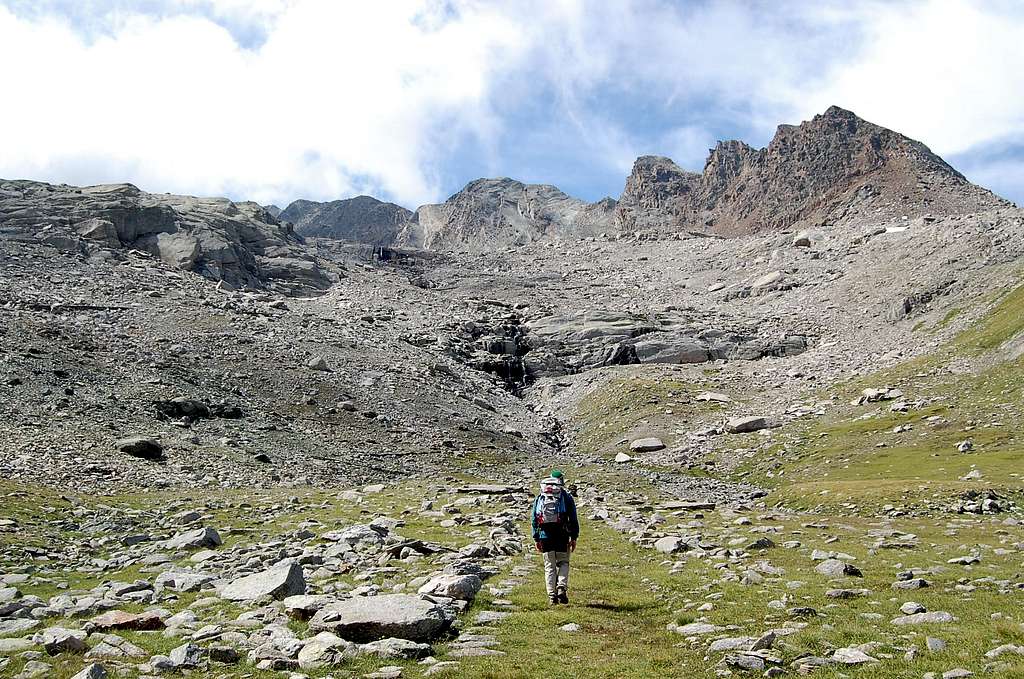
308, 594, 452, 643
417, 574, 482, 602
297, 632, 357, 670
629, 437, 666, 453
726, 416, 770, 434
34, 627, 87, 655
163, 527, 222, 550
220, 561, 306, 602
115, 437, 164, 460
87, 610, 165, 632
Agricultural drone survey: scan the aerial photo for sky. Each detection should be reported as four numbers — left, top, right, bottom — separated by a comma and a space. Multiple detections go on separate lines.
0, 0, 1022, 209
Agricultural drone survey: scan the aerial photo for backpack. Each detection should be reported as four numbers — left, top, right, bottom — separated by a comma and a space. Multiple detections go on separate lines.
535, 483, 565, 527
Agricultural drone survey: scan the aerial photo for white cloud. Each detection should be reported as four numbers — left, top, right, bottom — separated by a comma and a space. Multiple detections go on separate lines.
802, 1, 1024, 156
0, 0, 1022, 206
0, 1, 523, 206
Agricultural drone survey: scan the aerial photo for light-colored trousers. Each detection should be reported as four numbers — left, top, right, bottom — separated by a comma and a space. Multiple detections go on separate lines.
543, 551, 570, 595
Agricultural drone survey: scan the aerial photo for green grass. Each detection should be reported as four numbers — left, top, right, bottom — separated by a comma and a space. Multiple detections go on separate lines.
572, 376, 721, 458
453, 512, 1024, 678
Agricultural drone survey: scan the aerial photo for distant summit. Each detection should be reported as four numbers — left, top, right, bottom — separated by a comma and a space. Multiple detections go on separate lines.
280, 195, 413, 246
396, 178, 616, 251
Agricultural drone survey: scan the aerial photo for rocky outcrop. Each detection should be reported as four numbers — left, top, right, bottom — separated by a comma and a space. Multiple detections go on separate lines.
397, 178, 616, 250
0, 180, 330, 294
616, 106, 1009, 236
280, 195, 413, 245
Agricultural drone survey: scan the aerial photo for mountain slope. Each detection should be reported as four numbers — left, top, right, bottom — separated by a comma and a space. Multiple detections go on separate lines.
0, 180, 330, 293
280, 195, 413, 245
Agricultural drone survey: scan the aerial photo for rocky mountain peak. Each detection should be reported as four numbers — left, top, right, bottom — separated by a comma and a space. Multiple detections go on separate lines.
280, 195, 413, 246
397, 177, 617, 251
616, 106, 1006, 237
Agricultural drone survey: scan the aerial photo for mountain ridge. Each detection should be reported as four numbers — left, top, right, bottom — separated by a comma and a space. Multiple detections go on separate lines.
280, 106, 1010, 250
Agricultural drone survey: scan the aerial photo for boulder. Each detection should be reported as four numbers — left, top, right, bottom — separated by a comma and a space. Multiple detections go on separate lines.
654, 536, 691, 554
629, 437, 666, 452
34, 626, 87, 655
359, 637, 432, 660
297, 632, 357, 670
726, 416, 769, 434
88, 610, 165, 632
308, 594, 452, 643
614, 452, 633, 463
221, 561, 306, 602
115, 437, 164, 460
891, 611, 956, 625
163, 527, 222, 550
71, 663, 109, 679
815, 559, 862, 578
308, 355, 331, 371
417, 574, 482, 602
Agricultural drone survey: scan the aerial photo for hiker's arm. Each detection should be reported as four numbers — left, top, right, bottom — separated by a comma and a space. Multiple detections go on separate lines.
530, 498, 540, 541
567, 493, 580, 540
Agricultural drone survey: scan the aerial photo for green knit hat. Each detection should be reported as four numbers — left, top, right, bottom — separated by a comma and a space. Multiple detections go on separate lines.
551, 469, 564, 480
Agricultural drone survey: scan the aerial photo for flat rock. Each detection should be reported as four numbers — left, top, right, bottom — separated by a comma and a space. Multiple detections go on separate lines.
629, 437, 665, 452
221, 561, 306, 601
727, 416, 769, 434
162, 526, 222, 550
891, 611, 956, 625
88, 609, 165, 632
417, 574, 482, 602
308, 594, 451, 643
815, 559, 862, 578
297, 631, 357, 670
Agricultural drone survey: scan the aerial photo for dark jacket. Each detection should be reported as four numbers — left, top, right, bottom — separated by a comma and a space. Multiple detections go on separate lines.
531, 490, 579, 552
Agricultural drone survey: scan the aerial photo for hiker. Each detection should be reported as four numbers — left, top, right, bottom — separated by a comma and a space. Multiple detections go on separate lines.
531, 469, 579, 605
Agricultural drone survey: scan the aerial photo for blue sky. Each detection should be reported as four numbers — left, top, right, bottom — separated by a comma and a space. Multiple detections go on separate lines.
0, 0, 1021, 208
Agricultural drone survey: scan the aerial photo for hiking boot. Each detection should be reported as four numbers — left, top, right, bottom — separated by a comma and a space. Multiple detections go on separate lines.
549, 594, 559, 606
557, 587, 568, 605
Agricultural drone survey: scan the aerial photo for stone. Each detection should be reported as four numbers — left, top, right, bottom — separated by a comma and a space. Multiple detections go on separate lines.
297, 632, 357, 670
832, 647, 878, 664
670, 622, 720, 636
86, 634, 148, 659
891, 578, 930, 590
163, 526, 222, 550
70, 663, 108, 679
695, 391, 732, 403
900, 601, 926, 615
727, 416, 769, 434
654, 536, 691, 554
815, 558, 862, 578
417, 574, 482, 602
629, 437, 666, 452
560, 623, 581, 632
424, 661, 461, 675
308, 355, 331, 371
34, 626, 87, 655
115, 436, 164, 460
283, 594, 335, 620
792, 232, 812, 247
221, 561, 306, 601
0, 638, 35, 653
359, 637, 432, 659
88, 609, 165, 632
891, 611, 956, 625
614, 452, 633, 463
15, 661, 51, 678
927, 637, 947, 652
168, 641, 205, 668
751, 270, 784, 289
308, 594, 452, 643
